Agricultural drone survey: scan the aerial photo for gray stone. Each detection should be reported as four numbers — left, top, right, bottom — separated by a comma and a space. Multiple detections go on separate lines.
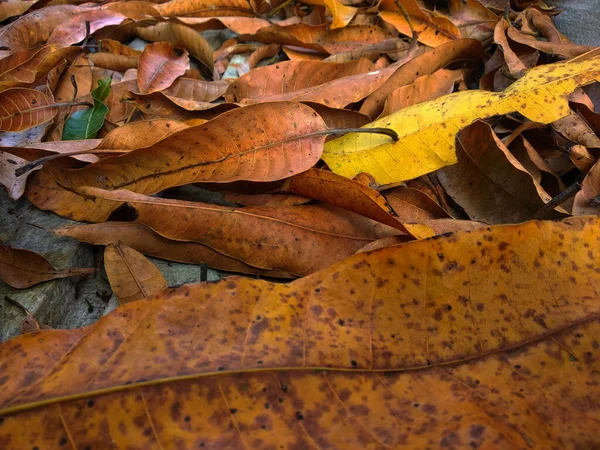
0, 188, 224, 341
549, 0, 600, 47
0, 188, 105, 341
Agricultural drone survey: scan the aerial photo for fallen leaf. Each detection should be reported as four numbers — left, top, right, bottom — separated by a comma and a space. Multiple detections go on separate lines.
222, 192, 311, 207
0, 46, 79, 90
0, 1, 36, 22
0, 241, 94, 289
507, 24, 595, 59
379, 0, 461, 47
26, 102, 328, 222
56, 222, 294, 278
0, 88, 58, 132
280, 168, 410, 233
322, 0, 358, 29
0, 5, 84, 59
569, 144, 598, 173
77, 186, 400, 276
385, 186, 452, 221
552, 111, 600, 149
225, 58, 376, 103
1, 218, 599, 449
323, 50, 600, 185
493, 18, 528, 77
360, 38, 484, 119
380, 68, 464, 117
137, 42, 190, 95
62, 78, 111, 140
98, 119, 191, 150
104, 243, 168, 304
47, 9, 128, 46
155, 0, 255, 17
0, 151, 41, 200
135, 22, 214, 73
437, 121, 560, 223
573, 159, 600, 215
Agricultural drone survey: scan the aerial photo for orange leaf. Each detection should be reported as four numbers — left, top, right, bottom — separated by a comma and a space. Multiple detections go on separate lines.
26, 102, 328, 222
0, 89, 57, 132
47, 9, 128, 46
281, 168, 411, 233
77, 186, 400, 276
104, 243, 168, 304
0, 218, 598, 449
137, 42, 190, 95
56, 222, 294, 278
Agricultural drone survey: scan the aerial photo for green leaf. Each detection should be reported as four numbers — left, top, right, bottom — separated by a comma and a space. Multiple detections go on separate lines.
62, 77, 111, 140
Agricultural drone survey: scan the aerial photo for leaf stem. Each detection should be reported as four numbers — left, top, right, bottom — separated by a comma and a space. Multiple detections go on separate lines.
14, 149, 126, 177
529, 182, 581, 220
324, 127, 399, 141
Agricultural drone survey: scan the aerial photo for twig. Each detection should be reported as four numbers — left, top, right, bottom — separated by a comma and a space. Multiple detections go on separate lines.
82, 20, 91, 47
266, 0, 294, 18
529, 182, 581, 220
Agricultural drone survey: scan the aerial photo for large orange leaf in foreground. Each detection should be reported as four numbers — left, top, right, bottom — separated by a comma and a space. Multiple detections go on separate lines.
0, 217, 598, 449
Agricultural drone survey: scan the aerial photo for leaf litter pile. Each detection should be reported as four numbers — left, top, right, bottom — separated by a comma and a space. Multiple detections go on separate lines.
0, 0, 600, 448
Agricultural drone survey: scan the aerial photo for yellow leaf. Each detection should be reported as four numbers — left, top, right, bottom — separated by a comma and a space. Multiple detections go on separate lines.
323, 0, 358, 29
322, 49, 600, 184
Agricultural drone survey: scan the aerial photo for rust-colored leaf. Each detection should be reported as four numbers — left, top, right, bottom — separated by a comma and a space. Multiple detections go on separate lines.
135, 22, 214, 73
360, 38, 484, 119
0, 5, 84, 59
137, 42, 190, 95
225, 58, 376, 103
385, 187, 452, 221
47, 9, 128, 46
0, 218, 598, 449
26, 102, 328, 222
56, 222, 294, 278
280, 168, 410, 233
0, 89, 58, 132
104, 243, 168, 304
0, 242, 94, 289
380, 68, 464, 117
155, 0, 254, 17
77, 186, 400, 276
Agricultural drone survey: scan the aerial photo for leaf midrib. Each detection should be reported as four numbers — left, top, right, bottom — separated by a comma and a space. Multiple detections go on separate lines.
2, 313, 596, 417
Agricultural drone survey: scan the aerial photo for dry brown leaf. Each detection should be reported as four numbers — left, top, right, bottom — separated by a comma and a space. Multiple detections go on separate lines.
26, 102, 328, 222
137, 42, 190, 95
0, 89, 58, 132
385, 187, 452, 221
360, 39, 484, 118
0, 241, 94, 289
47, 9, 128, 46
56, 222, 294, 278
437, 121, 562, 223
0, 5, 85, 59
104, 243, 168, 304
135, 22, 214, 73
380, 68, 464, 117
77, 186, 400, 276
